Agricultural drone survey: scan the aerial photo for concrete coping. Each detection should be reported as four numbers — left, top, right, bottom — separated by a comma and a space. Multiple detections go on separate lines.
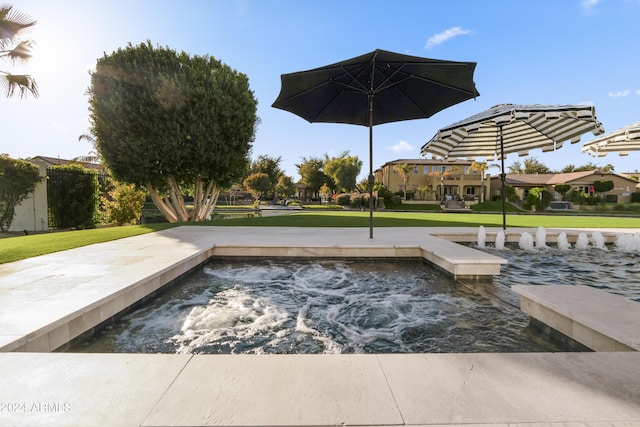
512, 284, 640, 351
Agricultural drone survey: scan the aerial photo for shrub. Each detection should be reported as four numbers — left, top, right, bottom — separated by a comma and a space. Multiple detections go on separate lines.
391, 195, 402, 205
335, 193, 351, 206
374, 184, 394, 204
47, 164, 100, 229
105, 182, 146, 225
349, 194, 363, 208
566, 189, 587, 205
593, 180, 614, 193
523, 187, 551, 211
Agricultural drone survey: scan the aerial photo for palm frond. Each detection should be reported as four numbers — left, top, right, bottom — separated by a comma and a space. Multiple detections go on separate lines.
3, 39, 34, 62
0, 72, 39, 98
0, 5, 36, 50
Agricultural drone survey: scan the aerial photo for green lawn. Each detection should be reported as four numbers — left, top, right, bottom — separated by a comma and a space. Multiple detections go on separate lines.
2, 211, 639, 264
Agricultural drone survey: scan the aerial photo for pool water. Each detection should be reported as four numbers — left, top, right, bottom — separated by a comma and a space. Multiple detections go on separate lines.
479, 245, 640, 302
71, 258, 573, 354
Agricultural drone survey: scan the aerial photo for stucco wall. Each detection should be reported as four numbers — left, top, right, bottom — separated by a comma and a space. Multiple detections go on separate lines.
9, 162, 48, 232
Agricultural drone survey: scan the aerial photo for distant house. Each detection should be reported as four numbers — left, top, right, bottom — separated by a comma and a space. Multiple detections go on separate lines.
10, 156, 104, 232
489, 170, 639, 204
29, 156, 106, 174
376, 158, 488, 202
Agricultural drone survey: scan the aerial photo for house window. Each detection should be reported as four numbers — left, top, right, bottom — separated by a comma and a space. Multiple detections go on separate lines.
423, 166, 429, 174
464, 166, 470, 174
413, 166, 419, 174
466, 187, 475, 195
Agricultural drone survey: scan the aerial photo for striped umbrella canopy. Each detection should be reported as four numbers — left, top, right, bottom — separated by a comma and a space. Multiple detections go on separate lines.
581, 121, 640, 157
421, 104, 604, 229
421, 104, 604, 160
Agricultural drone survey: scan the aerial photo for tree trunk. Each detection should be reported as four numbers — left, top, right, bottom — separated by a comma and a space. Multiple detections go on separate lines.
145, 183, 178, 223
166, 176, 189, 222
146, 177, 221, 223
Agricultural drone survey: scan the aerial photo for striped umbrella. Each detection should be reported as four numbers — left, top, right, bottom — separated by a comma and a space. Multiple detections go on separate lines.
421, 104, 604, 229
581, 121, 640, 157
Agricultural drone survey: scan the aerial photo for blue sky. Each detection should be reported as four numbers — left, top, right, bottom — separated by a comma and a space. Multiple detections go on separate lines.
3, 0, 640, 181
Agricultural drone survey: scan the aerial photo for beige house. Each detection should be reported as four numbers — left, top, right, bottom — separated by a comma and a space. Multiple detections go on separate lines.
489, 171, 639, 204
376, 159, 489, 202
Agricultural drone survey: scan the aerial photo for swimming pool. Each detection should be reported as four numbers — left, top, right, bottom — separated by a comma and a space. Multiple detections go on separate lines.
72, 258, 574, 354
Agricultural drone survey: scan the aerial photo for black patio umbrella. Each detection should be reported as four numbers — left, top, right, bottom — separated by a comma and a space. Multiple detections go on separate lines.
272, 49, 479, 238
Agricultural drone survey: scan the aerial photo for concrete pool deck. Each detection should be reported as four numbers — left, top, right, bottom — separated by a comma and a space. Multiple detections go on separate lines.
0, 226, 639, 426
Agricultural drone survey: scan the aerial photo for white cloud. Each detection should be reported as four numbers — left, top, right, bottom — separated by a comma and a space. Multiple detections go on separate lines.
425, 27, 472, 50
582, 0, 601, 11
387, 140, 414, 153
608, 89, 630, 98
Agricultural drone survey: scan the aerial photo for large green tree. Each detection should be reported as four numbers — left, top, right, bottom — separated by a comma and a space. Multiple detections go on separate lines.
243, 172, 271, 204
296, 156, 326, 198
247, 155, 283, 201
275, 175, 296, 200
0, 154, 41, 231
324, 151, 362, 193
0, 5, 38, 98
88, 41, 258, 222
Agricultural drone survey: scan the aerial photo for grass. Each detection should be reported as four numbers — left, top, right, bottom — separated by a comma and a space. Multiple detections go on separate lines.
204, 210, 640, 228
2, 211, 639, 264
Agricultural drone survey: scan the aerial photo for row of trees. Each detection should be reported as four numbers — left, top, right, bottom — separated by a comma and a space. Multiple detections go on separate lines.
507, 157, 615, 175
241, 152, 363, 204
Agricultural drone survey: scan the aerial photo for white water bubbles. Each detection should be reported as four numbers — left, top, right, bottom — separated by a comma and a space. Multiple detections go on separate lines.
591, 231, 608, 250
518, 232, 535, 251
495, 230, 506, 250
616, 233, 640, 252
535, 226, 547, 249
557, 232, 571, 250
477, 226, 487, 248
575, 232, 590, 250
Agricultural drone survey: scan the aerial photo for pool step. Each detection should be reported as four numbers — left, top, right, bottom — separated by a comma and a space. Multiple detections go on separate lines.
512, 285, 640, 351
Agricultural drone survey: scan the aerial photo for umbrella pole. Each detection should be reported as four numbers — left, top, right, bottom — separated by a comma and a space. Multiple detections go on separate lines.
499, 125, 506, 230
368, 94, 374, 239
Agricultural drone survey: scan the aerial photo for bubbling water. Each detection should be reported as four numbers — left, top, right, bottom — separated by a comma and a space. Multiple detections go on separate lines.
591, 231, 607, 250
557, 232, 571, 250
71, 259, 571, 354
477, 226, 486, 248
575, 232, 590, 249
616, 233, 640, 252
519, 232, 535, 250
535, 226, 547, 249
495, 230, 505, 250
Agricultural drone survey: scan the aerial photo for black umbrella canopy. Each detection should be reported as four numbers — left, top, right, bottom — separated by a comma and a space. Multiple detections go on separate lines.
272, 49, 479, 238
272, 49, 480, 126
